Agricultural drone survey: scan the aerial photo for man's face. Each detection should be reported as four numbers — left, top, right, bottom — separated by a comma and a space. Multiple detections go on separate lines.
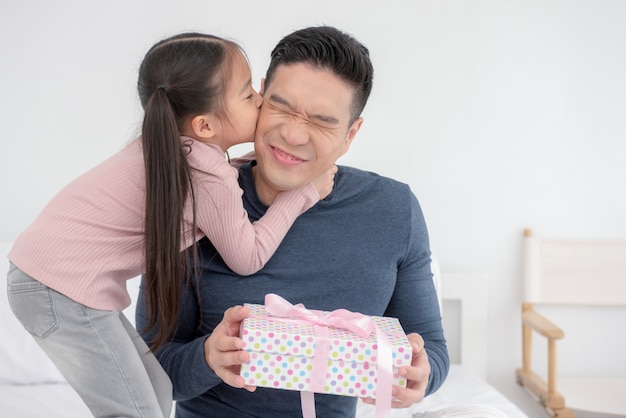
253, 63, 363, 203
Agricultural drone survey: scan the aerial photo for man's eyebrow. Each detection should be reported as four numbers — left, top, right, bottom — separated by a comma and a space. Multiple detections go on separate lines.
268, 93, 339, 125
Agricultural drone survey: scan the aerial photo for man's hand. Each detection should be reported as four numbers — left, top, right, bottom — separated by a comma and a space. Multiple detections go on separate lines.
229, 151, 256, 168
361, 332, 429, 408
204, 305, 256, 392
391, 332, 430, 407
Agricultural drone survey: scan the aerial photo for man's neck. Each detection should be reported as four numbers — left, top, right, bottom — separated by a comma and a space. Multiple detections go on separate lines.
251, 165, 280, 206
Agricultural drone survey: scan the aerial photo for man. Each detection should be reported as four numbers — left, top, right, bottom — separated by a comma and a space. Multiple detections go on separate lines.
137, 25, 449, 417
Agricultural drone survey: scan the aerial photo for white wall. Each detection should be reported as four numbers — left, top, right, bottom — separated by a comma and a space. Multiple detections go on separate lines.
2, 1, 625, 415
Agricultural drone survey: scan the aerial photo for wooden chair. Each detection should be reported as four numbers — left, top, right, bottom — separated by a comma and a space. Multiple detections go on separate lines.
516, 228, 626, 417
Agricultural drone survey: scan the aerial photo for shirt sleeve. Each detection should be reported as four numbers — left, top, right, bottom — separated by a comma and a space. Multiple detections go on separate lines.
383, 192, 450, 396
228, 150, 256, 168
135, 279, 221, 401
192, 161, 319, 276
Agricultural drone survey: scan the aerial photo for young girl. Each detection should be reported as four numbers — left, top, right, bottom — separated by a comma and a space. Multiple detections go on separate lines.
6, 33, 334, 417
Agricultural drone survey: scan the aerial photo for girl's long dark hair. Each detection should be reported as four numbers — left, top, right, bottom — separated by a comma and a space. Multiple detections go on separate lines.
136, 33, 238, 351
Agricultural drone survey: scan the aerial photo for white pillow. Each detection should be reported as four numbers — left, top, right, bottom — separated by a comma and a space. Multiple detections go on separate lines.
1, 242, 66, 384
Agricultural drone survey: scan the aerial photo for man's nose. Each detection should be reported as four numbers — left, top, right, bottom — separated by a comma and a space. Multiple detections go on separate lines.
280, 118, 309, 145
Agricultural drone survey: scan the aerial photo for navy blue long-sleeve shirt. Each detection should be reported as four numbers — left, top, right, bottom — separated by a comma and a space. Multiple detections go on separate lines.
136, 162, 449, 418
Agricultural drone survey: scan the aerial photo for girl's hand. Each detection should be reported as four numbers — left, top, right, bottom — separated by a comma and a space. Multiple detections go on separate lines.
312, 165, 338, 200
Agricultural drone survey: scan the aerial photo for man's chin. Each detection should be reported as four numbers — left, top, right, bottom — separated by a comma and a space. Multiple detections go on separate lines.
271, 178, 308, 193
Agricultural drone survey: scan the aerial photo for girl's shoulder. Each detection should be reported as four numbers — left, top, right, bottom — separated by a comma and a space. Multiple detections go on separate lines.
183, 137, 237, 179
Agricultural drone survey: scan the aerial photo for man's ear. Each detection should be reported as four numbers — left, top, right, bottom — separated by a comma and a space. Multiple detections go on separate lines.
339, 117, 363, 156
189, 113, 218, 140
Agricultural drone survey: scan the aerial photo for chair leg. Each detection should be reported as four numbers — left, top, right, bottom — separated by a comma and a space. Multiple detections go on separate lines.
547, 339, 558, 396
552, 407, 576, 418
521, 303, 533, 373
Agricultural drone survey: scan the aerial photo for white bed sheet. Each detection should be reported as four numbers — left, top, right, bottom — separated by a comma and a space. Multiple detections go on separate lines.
0, 365, 526, 418
357, 365, 527, 418
0, 382, 90, 418
412, 365, 527, 417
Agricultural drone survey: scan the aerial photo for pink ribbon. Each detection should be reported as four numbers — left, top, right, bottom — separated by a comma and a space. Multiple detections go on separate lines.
263, 294, 394, 418
265, 293, 375, 337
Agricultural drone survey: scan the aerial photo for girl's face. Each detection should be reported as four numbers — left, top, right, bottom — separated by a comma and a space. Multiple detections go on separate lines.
218, 52, 263, 150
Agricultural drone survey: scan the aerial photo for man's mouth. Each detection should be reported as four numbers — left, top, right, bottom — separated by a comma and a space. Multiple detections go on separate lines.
271, 147, 305, 166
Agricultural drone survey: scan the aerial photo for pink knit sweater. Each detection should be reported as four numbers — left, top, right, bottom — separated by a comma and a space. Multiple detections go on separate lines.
8, 137, 318, 311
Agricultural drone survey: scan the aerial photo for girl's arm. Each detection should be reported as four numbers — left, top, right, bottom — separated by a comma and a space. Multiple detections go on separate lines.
192, 159, 325, 276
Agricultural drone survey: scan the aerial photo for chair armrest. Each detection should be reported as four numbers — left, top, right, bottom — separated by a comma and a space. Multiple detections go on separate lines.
521, 307, 564, 340
519, 303, 567, 411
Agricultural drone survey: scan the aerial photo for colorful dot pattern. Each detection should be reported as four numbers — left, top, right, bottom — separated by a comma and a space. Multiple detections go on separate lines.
240, 303, 412, 399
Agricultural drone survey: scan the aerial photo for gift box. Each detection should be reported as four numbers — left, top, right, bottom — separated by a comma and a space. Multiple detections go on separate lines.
239, 294, 412, 399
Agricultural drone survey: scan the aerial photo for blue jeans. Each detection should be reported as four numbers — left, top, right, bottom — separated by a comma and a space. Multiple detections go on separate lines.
7, 263, 172, 418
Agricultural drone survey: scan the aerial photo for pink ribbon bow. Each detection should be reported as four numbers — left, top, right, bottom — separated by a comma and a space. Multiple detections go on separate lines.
265, 293, 375, 338
263, 294, 393, 418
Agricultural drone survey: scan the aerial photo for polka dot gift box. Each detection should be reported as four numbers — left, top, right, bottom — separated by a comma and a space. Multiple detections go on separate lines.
239, 294, 412, 399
